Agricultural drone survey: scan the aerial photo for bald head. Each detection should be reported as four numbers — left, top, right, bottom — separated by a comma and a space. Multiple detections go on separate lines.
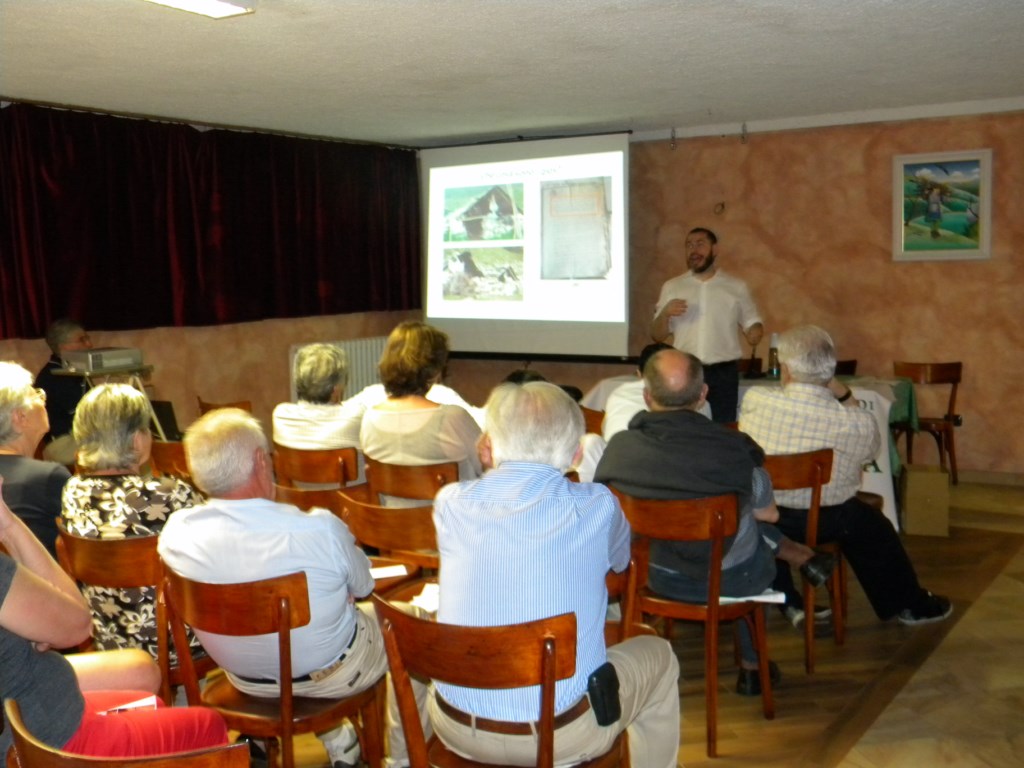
643, 349, 706, 411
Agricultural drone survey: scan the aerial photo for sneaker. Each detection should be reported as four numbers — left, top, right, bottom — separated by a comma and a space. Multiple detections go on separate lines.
322, 722, 361, 768
897, 592, 953, 626
780, 604, 832, 629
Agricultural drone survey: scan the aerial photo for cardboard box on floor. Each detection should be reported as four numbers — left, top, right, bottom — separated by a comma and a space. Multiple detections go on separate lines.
900, 464, 949, 537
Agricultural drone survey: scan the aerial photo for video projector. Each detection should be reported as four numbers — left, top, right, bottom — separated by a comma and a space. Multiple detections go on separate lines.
62, 347, 144, 373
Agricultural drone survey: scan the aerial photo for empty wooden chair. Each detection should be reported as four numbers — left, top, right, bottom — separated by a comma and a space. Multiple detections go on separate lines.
55, 521, 214, 704
338, 490, 436, 600
149, 440, 191, 482
4, 699, 249, 768
834, 359, 858, 376
272, 443, 358, 489
579, 405, 604, 435
611, 489, 774, 758
892, 361, 963, 484
372, 595, 626, 768
163, 568, 386, 768
363, 457, 458, 505
763, 449, 842, 673
196, 398, 253, 415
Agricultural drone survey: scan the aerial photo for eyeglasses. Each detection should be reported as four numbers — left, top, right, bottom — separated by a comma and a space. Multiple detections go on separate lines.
32, 388, 47, 402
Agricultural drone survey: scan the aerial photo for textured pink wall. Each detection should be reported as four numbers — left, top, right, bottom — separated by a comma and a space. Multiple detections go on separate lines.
2, 112, 1019, 474
629, 112, 1024, 475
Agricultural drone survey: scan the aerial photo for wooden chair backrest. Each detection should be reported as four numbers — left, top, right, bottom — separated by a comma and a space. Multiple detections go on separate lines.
736, 357, 763, 375
56, 521, 160, 587
579, 405, 604, 435
196, 398, 253, 415
273, 484, 342, 515
834, 359, 858, 376
162, 568, 310, 709
272, 443, 358, 488
363, 457, 458, 504
4, 699, 249, 768
372, 595, 576, 768
338, 491, 438, 569
148, 441, 191, 481
893, 361, 962, 417
762, 449, 834, 547
609, 489, 737, 619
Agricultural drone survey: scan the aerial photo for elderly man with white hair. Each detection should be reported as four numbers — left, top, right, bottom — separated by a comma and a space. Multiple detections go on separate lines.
739, 324, 952, 626
0, 360, 70, 556
158, 408, 413, 768
430, 381, 680, 768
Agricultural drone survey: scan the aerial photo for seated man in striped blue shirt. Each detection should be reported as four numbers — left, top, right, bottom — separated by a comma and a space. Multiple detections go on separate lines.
431, 381, 680, 767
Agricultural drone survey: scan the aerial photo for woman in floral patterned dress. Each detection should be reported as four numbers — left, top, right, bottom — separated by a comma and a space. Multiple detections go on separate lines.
61, 384, 201, 657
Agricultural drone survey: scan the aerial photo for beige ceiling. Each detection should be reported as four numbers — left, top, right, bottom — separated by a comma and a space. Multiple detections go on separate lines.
2, 0, 1023, 148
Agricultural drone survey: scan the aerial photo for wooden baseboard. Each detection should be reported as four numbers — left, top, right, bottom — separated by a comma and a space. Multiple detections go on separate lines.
958, 470, 1024, 487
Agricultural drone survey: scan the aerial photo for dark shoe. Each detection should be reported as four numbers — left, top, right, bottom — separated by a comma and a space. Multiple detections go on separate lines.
799, 552, 837, 587
736, 660, 781, 696
235, 736, 267, 768
897, 592, 953, 626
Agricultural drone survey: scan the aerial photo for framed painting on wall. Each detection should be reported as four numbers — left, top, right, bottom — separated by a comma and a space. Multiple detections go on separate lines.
892, 149, 992, 262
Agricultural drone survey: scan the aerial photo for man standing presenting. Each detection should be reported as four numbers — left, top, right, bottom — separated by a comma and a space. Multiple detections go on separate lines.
650, 228, 763, 422
431, 382, 679, 768
739, 324, 952, 625
158, 409, 410, 768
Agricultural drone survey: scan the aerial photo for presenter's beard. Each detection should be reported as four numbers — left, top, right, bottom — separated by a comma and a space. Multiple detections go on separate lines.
690, 252, 716, 274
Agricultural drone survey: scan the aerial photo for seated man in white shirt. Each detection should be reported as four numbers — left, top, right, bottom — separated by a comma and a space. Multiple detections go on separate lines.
158, 408, 412, 768
603, 342, 711, 440
273, 343, 366, 483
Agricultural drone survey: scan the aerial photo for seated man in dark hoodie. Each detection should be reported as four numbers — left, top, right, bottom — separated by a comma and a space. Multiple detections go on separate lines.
595, 347, 833, 694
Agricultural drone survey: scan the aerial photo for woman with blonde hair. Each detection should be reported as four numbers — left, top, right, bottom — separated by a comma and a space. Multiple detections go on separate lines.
359, 322, 481, 499
62, 384, 201, 657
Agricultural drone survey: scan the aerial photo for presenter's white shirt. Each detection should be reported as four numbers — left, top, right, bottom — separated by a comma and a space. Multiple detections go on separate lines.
654, 269, 761, 364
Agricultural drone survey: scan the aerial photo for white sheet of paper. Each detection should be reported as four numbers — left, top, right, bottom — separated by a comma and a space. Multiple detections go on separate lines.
371, 564, 409, 579
719, 589, 786, 605
411, 582, 440, 613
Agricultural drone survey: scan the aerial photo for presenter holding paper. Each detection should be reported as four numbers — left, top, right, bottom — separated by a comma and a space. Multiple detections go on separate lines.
650, 227, 763, 423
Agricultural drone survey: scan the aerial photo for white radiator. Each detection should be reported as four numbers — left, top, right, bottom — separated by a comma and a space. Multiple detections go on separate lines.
288, 336, 388, 401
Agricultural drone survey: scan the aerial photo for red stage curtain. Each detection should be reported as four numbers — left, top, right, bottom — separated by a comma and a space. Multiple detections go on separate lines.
0, 103, 421, 338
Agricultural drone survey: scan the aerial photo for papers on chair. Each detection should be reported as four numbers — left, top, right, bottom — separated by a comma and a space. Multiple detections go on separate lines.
719, 589, 786, 605
371, 564, 409, 580
98, 694, 159, 714
410, 583, 440, 613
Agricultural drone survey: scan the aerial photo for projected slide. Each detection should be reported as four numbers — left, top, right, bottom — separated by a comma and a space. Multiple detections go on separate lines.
422, 135, 628, 356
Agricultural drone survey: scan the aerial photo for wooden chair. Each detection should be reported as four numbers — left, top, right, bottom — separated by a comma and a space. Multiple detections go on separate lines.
273, 444, 358, 489
834, 359, 858, 376
338, 490, 436, 600
363, 457, 458, 505
163, 569, 386, 768
762, 449, 842, 674
196, 397, 253, 415
611, 489, 774, 758
579, 405, 604, 435
372, 596, 626, 768
54, 521, 215, 704
736, 357, 763, 375
892, 361, 963, 484
148, 441, 191, 482
4, 699, 249, 768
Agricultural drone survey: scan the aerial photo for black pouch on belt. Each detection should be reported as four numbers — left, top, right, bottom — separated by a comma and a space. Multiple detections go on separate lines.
586, 661, 621, 726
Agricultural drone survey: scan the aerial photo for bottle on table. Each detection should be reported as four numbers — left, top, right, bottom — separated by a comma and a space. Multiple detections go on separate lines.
767, 333, 780, 379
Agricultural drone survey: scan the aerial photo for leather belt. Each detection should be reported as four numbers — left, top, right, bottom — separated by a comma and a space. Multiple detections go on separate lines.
234, 624, 358, 685
435, 694, 590, 735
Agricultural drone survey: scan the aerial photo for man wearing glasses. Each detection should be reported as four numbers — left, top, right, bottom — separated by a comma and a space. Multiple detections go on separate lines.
650, 227, 763, 423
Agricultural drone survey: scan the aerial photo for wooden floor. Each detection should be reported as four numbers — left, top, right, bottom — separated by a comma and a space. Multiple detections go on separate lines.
291, 481, 1024, 768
